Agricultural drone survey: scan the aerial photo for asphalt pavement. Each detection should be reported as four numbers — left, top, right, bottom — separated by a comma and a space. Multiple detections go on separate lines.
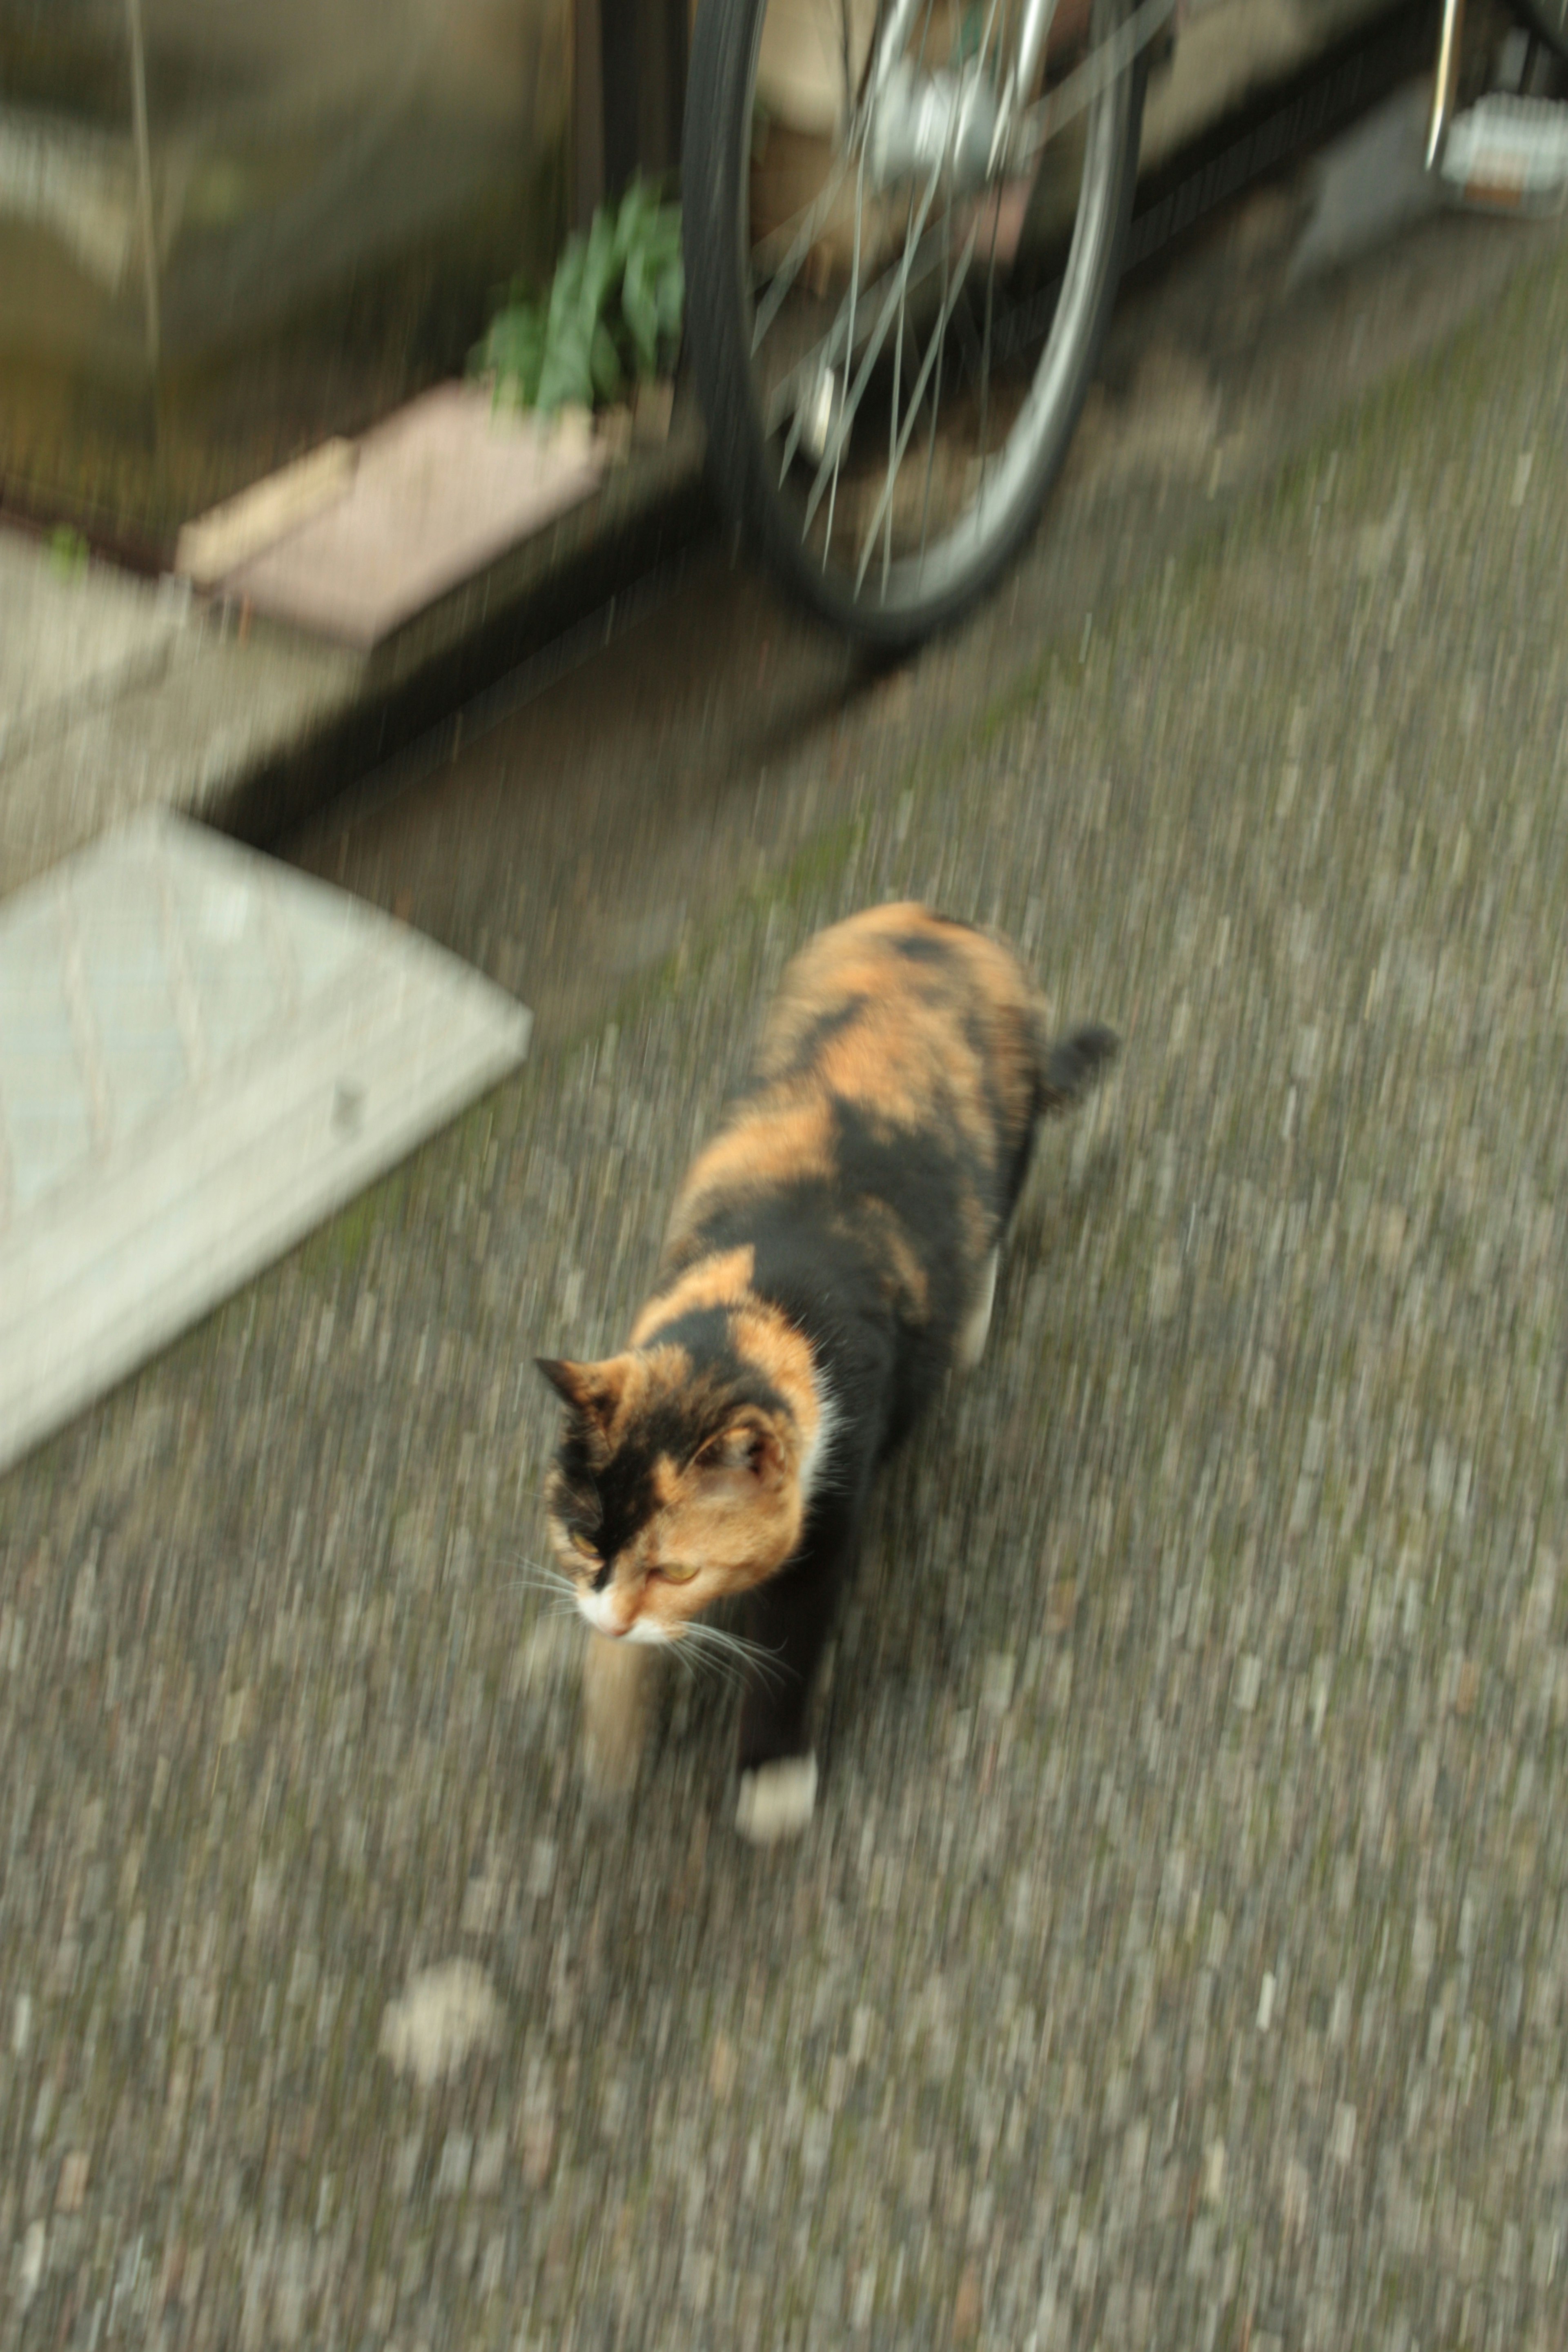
4, 151, 1568, 2352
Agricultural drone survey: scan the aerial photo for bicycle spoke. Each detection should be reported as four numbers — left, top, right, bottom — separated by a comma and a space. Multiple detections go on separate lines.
750, 152, 855, 353
762, 218, 951, 439
977, 0, 1015, 463
883, 177, 920, 598
855, 213, 979, 594
1014, 0, 1171, 162
820, 147, 870, 564
799, 154, 946, 537
917, 196, 956, 575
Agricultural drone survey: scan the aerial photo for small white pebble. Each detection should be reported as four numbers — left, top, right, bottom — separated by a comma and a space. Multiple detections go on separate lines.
1310, 1659, 1331, 1740
1257, 1971, 1277, 2031
18, 2222, 45, 2307
379, 1960, 503, 2089
460, 1876, 501, 1935
472, 2128, 508, 2198
981, 1653, 1016, 1716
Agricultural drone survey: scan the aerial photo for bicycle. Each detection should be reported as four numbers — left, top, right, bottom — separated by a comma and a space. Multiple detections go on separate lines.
681, 0, 1176, 651
681, 0, 1568, 654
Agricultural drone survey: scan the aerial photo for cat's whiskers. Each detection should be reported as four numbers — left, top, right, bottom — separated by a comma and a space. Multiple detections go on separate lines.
664, 1637, 700, 1688
501, 1568, 576, 1597
497, 1556, 587, 1619
499, 1556, 782, 1688
680, 1617, 786, 1692
670, 1632, 745, 1693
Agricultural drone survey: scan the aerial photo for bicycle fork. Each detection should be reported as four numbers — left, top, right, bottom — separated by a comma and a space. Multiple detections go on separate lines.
1425, 0, 1466, 168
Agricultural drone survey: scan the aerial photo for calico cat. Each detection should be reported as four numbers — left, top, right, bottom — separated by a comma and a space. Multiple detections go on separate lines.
539, 902, 1116, 1843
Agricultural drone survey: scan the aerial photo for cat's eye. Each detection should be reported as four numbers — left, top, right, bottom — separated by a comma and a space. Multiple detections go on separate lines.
657, 1560, 700, 1584
568, 1530, 599, 1564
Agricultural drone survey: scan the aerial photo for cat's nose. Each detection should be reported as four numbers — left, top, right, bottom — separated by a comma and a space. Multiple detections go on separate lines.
576, 1585, 627, 1638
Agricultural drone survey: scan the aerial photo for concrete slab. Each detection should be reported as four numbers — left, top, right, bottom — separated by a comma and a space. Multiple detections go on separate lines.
216, 387, 609, 648
0, 529, 187, 773
0, 811, 530, 1475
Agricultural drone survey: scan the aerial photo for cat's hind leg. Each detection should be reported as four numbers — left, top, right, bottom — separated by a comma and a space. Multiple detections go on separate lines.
955, 1247, 1000, 1372
581, 1634, 657, 1802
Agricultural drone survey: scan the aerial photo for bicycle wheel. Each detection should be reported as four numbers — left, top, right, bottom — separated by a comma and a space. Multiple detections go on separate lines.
684, 0, 1151, 650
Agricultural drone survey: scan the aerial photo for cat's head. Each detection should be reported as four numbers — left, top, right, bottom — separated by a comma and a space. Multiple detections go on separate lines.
537, 1339, 818, 1642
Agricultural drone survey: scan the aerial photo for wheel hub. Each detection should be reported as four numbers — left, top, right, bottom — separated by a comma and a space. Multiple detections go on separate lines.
864, 60, 1003, 196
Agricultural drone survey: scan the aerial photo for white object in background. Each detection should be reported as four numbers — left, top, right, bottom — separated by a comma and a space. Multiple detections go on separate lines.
1440, 95, 1568, 216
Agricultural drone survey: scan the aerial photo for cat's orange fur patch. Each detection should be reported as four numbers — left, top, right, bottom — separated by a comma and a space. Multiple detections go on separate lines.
630, 1246, 757, 1343
730, 1299, 822, 1434
666, 1097, 836, 1251
760, 903, 1040, 1154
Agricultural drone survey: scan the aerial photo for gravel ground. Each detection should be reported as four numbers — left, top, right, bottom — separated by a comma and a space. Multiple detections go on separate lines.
4, 215, 1568, 2352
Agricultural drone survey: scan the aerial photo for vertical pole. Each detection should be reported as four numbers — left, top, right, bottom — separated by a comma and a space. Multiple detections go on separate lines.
125, 0, 162, 370
575, 0, 607, 228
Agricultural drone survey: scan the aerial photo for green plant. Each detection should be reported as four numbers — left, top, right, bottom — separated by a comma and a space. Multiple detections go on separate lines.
472, 178, 684, 414
48, 525, 89, 580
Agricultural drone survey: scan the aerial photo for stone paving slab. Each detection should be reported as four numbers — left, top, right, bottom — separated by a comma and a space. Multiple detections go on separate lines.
0, 812, 530, 1476
0, 531, 187, 775
214, 389, 609, 650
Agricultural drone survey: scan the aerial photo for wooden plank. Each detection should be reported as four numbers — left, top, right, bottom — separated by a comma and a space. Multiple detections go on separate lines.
175, 438, 359, 586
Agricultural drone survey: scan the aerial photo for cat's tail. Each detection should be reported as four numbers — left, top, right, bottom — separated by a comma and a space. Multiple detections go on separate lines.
1036, 1021, 1120, 1116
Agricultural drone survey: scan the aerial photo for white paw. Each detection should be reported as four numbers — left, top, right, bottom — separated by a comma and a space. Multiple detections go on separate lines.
735, 1755, 818, 1844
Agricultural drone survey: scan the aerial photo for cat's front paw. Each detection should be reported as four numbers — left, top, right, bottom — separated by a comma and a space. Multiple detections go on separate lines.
582, 1716, 642, 1806
735, 1755, 818, 1844
581, 1635, 653, 1805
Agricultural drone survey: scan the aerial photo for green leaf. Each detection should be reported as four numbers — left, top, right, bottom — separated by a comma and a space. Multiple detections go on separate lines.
614, 175, 654, 264
544, 234, 587, 340
589, 318, 624, 403
470, 298, 546, 405
536, 309, 595, 412
48, 525, 89, 580
474, 186, 683, 413
621, 245, 659, 379
582, 205, 620, 315
654, 254, 684, 346
644, 208, 681, 268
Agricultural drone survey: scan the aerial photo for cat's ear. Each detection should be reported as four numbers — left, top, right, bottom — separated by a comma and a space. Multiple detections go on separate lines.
536, 1356, 625, 1425
697, 1412, 790, 1494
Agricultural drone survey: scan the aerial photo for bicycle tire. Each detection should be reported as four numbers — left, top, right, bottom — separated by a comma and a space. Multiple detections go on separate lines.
683, 0, 1149, 651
